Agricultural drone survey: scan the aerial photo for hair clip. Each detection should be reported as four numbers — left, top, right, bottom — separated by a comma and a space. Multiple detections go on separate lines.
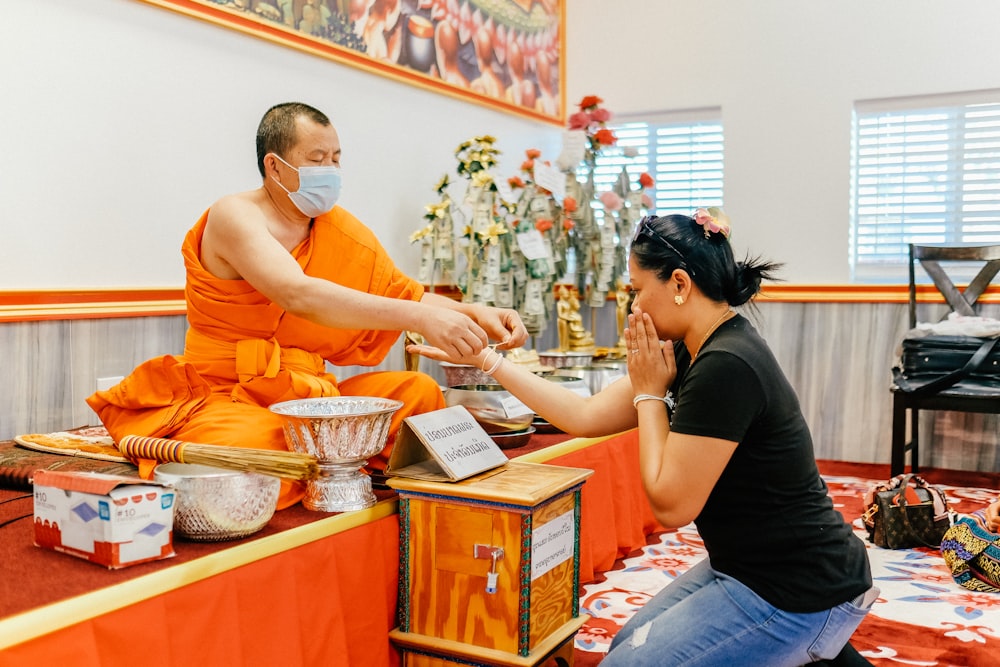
693, 207, 731, 239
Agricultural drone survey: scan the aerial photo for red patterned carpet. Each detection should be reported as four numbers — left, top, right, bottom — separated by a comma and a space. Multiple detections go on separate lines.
573, 463, 1000, 666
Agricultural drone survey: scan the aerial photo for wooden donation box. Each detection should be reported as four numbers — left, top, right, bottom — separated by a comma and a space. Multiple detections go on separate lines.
388, 460, 593, 666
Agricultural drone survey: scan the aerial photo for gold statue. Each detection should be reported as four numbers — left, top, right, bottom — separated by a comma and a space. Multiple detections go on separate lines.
506, 346, 552, 374
613, 278, 631, 356
404, 331, 424, 372
556, 284, 595, 352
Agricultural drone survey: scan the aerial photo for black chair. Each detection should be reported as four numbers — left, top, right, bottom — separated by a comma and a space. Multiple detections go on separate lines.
890, 243, 1000, 476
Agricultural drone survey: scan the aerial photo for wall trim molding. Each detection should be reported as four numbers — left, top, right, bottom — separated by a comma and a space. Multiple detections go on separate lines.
0, 289, 186, 322
759, 284, 1000, 303
0, 284, 997, 322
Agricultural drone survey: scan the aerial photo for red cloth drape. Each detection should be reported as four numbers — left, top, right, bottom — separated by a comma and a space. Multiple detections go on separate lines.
0, 515, 402, 667
0, 431, 657, 665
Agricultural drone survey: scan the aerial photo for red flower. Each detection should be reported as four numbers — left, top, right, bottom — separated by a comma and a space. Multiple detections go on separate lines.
535, 218, 554, 232
562, 219, 575, 231
525, 148, 542, 159
511, 218, 521, 228
508, 176, 526, 189
563, 196, 578, 213
521, 159, 535, 172
593, 128, 617, 146
639, 172, 655, 188
589, 108, 611, 123
567, 111, 590, 131
600, 191, 624, 211
579, 95, 603, 110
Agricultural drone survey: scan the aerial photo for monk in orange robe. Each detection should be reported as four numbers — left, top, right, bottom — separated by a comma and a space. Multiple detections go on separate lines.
87, 102, 526, 508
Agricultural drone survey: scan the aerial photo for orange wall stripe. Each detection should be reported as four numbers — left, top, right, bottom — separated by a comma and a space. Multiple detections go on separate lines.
1, 284, 997, 323
0, 289, 185, 323
758, 284, 1000, 303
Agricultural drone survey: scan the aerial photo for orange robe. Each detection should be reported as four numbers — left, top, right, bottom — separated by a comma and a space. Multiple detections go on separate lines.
87, 207, 445, 508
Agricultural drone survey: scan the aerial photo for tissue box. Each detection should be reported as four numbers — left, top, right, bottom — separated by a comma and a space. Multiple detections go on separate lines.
33, 470, 175, 568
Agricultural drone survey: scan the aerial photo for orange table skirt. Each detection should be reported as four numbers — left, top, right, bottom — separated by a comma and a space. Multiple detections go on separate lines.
0, 430, 656, 666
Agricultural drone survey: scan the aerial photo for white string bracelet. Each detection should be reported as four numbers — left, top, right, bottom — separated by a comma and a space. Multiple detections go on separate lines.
632, 391, 675, 411
481, 350, 503, 376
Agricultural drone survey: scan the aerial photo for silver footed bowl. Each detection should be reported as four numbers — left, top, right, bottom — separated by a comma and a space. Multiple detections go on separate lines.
554, 364, 627, 394
544, 374, 591, 394
153, 463, 280, 542
268, 396, 403, 463
537, 351, 594, 368
439, 361, 494, 387
445, 384, 535, 434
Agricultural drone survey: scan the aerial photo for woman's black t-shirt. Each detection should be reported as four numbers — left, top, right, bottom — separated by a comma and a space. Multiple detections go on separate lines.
668, 314, 872, 613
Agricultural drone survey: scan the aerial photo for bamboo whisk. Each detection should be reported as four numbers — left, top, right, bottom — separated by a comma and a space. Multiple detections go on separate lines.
118, 435, 319, 481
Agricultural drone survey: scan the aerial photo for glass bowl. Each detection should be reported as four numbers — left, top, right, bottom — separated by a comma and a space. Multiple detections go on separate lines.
153, 463, 280, 541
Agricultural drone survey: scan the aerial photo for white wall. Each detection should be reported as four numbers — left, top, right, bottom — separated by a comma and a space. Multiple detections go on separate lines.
566, 0, 1000, 283
0, 0, 558, 288
4, 1, 1000, 287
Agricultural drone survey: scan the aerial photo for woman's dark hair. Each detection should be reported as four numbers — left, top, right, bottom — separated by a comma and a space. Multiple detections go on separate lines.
630, 214, 782, 307
255, 102, 331, 177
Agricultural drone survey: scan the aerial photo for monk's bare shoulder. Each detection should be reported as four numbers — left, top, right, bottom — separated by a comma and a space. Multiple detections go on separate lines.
207, 190, 269, 228
202, 190, 269, 279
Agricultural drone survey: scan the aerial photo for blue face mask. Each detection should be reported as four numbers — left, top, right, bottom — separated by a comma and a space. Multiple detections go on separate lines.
271, 153, 342, 217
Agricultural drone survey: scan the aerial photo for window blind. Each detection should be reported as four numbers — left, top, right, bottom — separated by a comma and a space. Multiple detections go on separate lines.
582, 110, 724, 218
851, 90, 1000, 281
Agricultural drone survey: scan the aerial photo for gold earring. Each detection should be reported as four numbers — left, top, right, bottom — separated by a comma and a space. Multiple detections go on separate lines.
674, 295, 684, 306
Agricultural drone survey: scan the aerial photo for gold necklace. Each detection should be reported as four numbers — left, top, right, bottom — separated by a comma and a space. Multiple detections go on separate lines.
692, 309, 734, 361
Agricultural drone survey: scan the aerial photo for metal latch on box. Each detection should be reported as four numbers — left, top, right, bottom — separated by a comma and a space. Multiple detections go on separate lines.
474, 544, 504, 594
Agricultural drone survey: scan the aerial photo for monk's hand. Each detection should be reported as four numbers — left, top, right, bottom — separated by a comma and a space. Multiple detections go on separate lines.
421, 309, 489, 360
625, 308, 674, 399
469, 305, 528, 350
405, 341, 489, 370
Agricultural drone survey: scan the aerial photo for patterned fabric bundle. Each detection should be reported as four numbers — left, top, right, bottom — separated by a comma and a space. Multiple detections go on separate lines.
940, 510, 1000, 593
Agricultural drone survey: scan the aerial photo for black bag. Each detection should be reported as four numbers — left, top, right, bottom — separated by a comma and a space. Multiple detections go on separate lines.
862, 474, 951, 549
893, 334, 1000, 396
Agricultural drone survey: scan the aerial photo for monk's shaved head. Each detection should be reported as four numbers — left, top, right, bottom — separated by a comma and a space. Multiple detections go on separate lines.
256, 102, 331, 177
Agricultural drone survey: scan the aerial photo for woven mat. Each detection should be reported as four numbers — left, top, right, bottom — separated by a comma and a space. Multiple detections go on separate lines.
0, 431, 137, 490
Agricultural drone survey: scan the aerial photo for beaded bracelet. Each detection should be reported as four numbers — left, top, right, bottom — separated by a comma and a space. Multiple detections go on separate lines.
481, 350, 503, 376
632, 391, 675, 411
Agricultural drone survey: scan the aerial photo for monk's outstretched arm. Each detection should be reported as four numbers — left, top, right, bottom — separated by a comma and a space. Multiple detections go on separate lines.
421, 292, 528, 350
202, 195, 490, 359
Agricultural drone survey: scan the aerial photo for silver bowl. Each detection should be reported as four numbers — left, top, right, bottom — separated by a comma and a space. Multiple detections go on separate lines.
554, 365, 627, 394
439, 361, 494, 387
269, 396, 403, 512
491, 426, 536, 450
445, 384, 535, 434
153, 463, 279, 542
538, 351, 594, 369
592, 358, 628, 373
268, 396, 403, 462
544, 374, 591, 395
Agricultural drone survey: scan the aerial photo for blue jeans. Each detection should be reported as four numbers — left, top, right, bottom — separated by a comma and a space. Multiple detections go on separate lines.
601, 558, 877, 666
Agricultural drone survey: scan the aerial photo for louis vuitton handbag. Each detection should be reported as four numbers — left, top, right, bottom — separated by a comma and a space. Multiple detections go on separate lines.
863, 474, 951, 549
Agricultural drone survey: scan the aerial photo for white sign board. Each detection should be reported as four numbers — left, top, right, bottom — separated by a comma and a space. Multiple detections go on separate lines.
386, 405, 508, 482
531, 509, 576, 580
